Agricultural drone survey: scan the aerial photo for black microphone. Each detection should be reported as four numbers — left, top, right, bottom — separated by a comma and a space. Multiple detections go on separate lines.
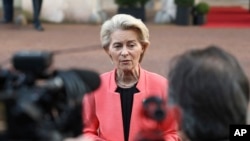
71, 69, 101, 93
142, 96, 166, 122
40, 69, 100, 100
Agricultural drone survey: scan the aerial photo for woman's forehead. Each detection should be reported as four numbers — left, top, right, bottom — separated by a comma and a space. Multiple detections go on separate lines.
111, 30, 139, 41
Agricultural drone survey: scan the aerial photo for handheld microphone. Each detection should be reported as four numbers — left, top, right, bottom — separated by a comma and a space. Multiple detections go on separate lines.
142, 96, 167, 122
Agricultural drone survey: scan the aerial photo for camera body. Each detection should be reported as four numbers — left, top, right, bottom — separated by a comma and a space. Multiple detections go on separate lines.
0, 50, 167, 141
0, 85, 73, 141
0, 51, 97, 141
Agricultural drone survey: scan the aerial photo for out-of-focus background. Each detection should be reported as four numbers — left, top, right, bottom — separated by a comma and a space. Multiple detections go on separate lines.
0, 0, 249, 78
0, 0, 250, 136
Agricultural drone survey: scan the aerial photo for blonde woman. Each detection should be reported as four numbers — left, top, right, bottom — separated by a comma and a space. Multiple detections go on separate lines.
82, 14, 180, 141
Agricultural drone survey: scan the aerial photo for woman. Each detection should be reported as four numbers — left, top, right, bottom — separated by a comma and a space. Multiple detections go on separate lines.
82, 14, 180, 141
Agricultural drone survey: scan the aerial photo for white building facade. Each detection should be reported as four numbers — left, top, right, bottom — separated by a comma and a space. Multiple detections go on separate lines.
1, 0, 248, 24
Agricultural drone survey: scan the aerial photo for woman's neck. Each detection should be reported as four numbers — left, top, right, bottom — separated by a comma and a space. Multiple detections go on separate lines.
116, 68, 139, 88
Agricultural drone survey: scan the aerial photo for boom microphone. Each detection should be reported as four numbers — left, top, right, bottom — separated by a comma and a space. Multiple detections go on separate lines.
40, 69, 100, 100
71, 69, 101, 92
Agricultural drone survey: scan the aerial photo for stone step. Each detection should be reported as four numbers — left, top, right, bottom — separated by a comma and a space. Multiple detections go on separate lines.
201, 0, 249, 7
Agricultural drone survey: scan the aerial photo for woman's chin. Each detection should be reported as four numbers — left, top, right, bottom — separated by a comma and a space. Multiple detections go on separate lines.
119, 66, 133, 72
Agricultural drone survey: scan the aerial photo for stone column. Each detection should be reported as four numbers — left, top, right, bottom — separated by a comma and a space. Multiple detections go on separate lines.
21, 0, 108, 23
88, 0, 108, 24
195, 0, 201, 4
154, 0, 176, 24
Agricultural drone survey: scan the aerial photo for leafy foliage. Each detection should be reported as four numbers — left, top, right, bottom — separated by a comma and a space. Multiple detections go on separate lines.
195, 2, 210, 14
174, 0, 195, 7
115, 0, 150, 8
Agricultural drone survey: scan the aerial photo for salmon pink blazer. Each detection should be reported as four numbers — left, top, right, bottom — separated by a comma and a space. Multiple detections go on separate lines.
82, 67, 180, 141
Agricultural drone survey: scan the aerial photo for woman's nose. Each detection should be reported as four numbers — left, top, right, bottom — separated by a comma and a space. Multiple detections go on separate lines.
121, 47, 129, 56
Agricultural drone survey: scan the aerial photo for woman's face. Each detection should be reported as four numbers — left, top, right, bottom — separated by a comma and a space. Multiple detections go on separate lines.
107, 29, 145, 72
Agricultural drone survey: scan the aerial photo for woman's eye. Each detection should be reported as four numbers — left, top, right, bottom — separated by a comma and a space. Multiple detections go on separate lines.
128, 44, 135, 48
113, 44, 122, 48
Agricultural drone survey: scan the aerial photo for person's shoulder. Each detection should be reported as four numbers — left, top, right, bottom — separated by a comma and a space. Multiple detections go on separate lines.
92, 70, 113, 91
143, 69, 167, 81
141, 69, 168, 94
142, 69, 168, 86
100, 70, 113, 77
100, 70, 115, 81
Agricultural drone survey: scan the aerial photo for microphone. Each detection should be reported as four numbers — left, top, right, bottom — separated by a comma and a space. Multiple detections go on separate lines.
41, 69, 100, 136
142, 96, 166, 122
71, 69, 101, 93
40, 69, 100, 99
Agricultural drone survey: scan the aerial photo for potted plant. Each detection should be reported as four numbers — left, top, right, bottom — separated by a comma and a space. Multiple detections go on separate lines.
193, 2, 210, 25
174, 0, 195, 25
115, 0, 150, 22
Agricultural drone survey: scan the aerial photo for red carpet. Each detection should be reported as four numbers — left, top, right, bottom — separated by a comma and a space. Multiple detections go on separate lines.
203, 6, 250, 28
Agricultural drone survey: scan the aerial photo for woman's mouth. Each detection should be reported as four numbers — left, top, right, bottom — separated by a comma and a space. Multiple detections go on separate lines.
120, 60, 131, 64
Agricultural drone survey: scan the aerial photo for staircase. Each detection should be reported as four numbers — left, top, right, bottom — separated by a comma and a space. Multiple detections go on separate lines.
201, 0, 249, 9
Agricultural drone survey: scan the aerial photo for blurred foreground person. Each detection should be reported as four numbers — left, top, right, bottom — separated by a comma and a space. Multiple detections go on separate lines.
81, 14, 180, 141
1, 0, 44, 31
168, 45, 249, 141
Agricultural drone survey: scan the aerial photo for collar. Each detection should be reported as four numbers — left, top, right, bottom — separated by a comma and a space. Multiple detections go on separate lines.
109, 66, 146, 93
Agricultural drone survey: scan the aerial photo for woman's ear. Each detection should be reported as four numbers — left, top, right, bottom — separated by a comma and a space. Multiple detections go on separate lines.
139, 41, 150, 62
104, 47, 109, 54
104, 48, 112, 59
142, 41, 150, 52
104, 48, 113, 64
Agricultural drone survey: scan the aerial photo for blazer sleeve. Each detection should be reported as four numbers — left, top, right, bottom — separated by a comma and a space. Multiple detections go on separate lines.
82, 93, 105, 141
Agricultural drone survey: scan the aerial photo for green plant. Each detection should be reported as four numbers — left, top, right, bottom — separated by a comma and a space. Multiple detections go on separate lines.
195, 2, 210, 14
115, 0, 150, 8
174, 0, 194, 7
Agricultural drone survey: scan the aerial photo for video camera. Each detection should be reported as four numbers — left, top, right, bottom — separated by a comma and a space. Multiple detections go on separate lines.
0, 51, 100, 141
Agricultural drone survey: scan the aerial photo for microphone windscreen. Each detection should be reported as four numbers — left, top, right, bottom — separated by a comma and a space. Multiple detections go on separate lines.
71, 69, 101, 93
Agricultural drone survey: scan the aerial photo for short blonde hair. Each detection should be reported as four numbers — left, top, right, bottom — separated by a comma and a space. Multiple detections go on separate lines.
100, 14, 149, 50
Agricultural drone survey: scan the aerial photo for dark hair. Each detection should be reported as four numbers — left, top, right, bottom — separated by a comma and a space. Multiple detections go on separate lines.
168, 45, 249, 141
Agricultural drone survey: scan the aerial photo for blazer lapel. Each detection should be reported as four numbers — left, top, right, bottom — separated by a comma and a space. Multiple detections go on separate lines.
129, 68, 147, 141
108, 69, 125, 140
